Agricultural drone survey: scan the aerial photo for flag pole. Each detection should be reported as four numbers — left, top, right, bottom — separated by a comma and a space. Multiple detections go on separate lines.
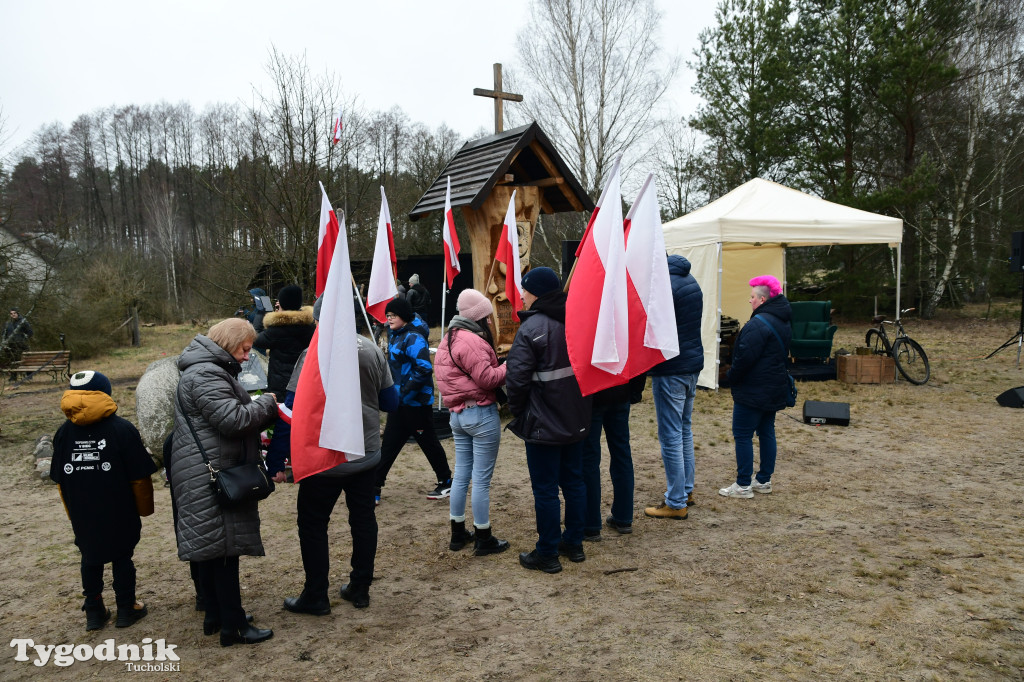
440, 273, 449, 339
350, 273, 375, 339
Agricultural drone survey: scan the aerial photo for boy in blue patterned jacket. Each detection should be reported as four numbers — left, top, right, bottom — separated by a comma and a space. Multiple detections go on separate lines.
373, 297, 452, 503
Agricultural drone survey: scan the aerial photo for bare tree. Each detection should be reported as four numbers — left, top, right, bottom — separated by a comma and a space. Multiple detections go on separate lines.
509, 0, 678, 196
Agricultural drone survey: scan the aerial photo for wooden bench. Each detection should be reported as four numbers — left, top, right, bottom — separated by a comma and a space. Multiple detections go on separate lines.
9, 350, 72, 383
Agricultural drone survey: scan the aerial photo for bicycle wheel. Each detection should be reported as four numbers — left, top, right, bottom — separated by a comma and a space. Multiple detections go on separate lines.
892, 337, 930, 385
865, 328, 891, 355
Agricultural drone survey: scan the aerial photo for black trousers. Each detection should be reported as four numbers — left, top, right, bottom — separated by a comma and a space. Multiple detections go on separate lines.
81, 553, 136, 607
376, 404, 451, 488
297, 468, 377, 596
193, 556, 246, 629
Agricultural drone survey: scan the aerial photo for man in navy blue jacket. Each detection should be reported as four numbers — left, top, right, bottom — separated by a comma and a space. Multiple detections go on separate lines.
645, 255, 704, 520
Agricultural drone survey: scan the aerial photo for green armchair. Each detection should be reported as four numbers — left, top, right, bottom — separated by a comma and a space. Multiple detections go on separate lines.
789, 301, 837, 361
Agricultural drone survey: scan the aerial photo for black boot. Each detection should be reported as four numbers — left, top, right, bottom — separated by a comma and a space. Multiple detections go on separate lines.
220, 624, 274, 647
449, 520, 475, 551
473, 526, 510, 556
83, 597, 111, 631
115, 602, 149, 628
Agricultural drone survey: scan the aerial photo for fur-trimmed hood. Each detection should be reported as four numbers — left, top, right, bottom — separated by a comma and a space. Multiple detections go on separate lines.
262, 306, 314, 328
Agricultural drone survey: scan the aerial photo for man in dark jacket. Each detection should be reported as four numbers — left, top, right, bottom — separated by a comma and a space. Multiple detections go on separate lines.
720, 275, 792, 498
3, 308, 33, 374
507, 267, 591, 574
281, 296, 400, 614
645, 255, 704, 520
406, 274, 431, 324
254, 285, 315, 400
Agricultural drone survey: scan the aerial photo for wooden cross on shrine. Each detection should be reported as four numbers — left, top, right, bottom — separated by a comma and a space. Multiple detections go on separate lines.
473, 63, 523, 134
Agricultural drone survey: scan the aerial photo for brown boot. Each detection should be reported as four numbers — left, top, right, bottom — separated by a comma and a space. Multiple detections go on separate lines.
644, 502, 688, 520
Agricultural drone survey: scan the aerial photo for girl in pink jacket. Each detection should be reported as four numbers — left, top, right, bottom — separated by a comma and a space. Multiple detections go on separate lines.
434, 289, 509, 556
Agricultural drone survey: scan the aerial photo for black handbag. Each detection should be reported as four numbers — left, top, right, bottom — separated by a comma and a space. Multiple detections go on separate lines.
175, 390, 275, 507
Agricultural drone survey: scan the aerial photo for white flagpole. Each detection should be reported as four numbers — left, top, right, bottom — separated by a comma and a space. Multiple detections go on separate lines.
350, 275, 375, 340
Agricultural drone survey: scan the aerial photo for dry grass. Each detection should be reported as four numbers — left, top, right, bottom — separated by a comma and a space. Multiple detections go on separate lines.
1, 306, 1024, 680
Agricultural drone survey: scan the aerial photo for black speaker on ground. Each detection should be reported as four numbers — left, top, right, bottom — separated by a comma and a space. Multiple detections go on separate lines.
996, 386, 1024, 408
1011, 231, 1024, 273
802, 400, 851, 426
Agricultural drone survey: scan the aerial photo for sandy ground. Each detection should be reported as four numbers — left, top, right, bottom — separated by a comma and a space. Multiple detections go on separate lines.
1, 313, 1023, 680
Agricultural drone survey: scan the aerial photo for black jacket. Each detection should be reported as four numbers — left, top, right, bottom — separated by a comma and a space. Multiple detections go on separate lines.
649, 255, 704, 376
727, 294, 793, 411
407, 284, 431, 322
506, 292, 592, 445
254, 307, 315, 398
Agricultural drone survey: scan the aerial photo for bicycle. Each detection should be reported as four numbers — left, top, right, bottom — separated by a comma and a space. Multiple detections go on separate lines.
865, 308, 930, 385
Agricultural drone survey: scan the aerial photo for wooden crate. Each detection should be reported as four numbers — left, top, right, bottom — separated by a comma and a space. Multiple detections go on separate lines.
837, 354, 896, 384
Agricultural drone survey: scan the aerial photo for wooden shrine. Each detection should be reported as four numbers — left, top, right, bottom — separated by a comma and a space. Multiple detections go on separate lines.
408, 122, 594, 351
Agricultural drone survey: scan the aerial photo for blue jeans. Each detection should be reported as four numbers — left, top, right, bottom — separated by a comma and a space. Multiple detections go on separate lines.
581, 402, 634, 531
524, 441, 586, 556
732, 402, 777, 487
448, 404, 502, 527
652, 373, 698, 509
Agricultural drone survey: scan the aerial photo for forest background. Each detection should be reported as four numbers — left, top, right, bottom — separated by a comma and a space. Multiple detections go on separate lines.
1, 0, 1023, 358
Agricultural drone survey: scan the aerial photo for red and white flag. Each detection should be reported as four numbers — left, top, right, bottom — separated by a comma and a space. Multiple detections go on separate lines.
315, 182, 340, 297
331, 105, 343, 145
566, 158, 630, 396
365, 186, 398, 323
624, 173, 679, 374
290, 196, 364, 481
494, 190, 523, 320
442, 176, 461, 288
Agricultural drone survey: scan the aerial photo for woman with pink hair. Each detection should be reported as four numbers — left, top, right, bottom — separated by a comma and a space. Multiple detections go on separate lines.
719, 275, 792, 499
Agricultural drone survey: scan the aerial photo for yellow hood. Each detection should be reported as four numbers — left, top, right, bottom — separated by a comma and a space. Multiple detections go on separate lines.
61, 390, 118, 425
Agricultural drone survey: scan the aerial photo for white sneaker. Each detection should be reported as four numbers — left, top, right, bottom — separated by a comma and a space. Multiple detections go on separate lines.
750, 479, 772, 494
718, 482, 753, 499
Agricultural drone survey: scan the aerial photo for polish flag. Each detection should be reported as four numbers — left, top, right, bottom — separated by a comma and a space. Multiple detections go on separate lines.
442, 176, 461, 288
493, 190, 523, 320
365, 186, 398, 323
565, 158, 630, 396
290, 197, 364, 481
332, 106, 343, 145
623, 173, 679, 374
315, 182, 340, 297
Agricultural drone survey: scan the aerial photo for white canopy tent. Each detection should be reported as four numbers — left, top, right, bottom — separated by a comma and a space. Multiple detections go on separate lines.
662, 178, 904, 389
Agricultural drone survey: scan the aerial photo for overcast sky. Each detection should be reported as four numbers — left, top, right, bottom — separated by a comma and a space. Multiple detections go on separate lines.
0, 0, 719, 153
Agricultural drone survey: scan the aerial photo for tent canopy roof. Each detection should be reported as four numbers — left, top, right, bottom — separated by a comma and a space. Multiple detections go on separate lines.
663, 178, 902, 248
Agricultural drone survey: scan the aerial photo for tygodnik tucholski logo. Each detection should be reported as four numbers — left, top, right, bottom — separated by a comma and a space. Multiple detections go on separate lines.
10, 637, 180, 670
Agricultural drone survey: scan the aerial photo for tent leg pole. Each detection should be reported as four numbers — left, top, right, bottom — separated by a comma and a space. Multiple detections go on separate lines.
896, 244, 902, 320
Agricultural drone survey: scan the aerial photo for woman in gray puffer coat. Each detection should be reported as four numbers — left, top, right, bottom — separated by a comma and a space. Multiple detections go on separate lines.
171, 318, 278, 647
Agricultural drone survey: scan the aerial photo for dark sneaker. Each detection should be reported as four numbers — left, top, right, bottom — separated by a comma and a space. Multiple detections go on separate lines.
605, 516, 634, 534
583, 530, 602, 542
426, 478, 453, 500
115, 602, 148, 628
558, 542, 586, 563
519, 550, 562, 574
